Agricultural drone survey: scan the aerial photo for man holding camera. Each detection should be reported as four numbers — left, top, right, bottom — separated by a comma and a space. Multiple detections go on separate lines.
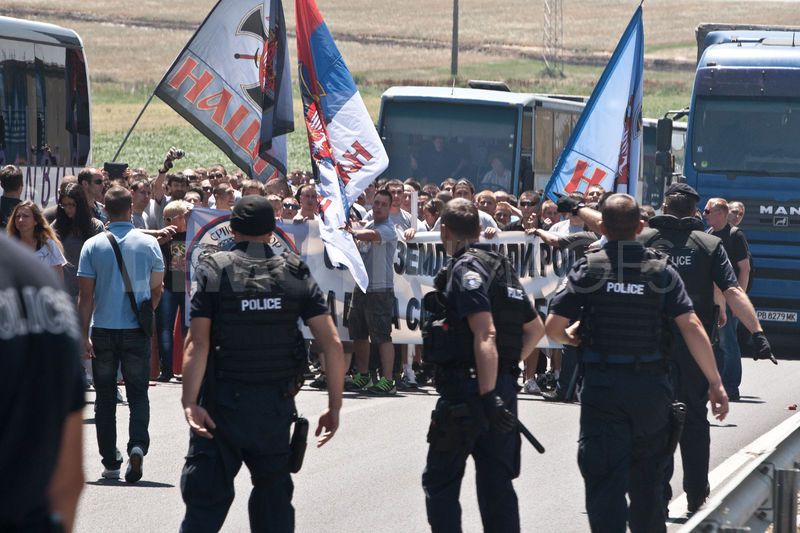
77, 186, 164, 483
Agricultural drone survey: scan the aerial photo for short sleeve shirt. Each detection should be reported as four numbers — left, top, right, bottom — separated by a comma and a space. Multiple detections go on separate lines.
358, 219, 398, 291
77, 222, 165, 329
710, 224, 749, 279
34, 239, 67, 267
446, 245, 536, 324
550, 242, 694, 321
190, 243, 328, 323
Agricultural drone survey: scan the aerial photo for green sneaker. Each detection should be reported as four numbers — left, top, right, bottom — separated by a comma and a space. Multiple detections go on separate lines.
345, 372, 373, 391
366, 377, 397, 396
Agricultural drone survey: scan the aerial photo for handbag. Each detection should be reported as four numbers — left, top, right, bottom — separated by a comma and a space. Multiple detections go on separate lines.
106, 232, 154, 336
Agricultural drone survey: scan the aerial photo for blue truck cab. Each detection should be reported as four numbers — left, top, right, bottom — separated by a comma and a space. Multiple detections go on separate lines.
683, 29, 800, 354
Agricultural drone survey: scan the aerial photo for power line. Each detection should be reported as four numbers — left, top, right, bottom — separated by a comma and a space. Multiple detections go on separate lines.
543, 0, 564, 76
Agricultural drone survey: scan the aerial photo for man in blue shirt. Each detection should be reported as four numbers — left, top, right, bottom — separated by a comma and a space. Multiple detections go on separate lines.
78, 186, 164, 483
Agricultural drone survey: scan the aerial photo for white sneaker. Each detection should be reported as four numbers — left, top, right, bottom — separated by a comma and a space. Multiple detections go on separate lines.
101, 467, 120, 479
523, 378, 542, 395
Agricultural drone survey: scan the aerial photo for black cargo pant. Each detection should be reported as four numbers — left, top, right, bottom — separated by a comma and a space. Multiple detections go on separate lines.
578, 363, 672, 533
422, 372, 521, 533
180, 380, 295, 533
664, 336, 711, 505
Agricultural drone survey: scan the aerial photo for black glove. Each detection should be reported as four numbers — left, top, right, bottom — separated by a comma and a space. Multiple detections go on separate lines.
751, 331, 778, 365
480, 391, 517, 433
556, 194, 582, 215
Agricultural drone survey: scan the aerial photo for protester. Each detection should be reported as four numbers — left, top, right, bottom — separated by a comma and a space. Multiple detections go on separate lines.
728, 201, 745, 226
156, 200, 191, 383
7, 200, 67, 278
347, 189, 399, 395
183, 189, 203, 207
422, 198, 444, 230
165, 174, 189, 201
503, 190, 539, 231
266, 194, 284, 220
52, 183, 105, 299
0, 233, 85, 533
0, 164, 23, 229
295, 184, 319, 221
241, 179, 266, 197
539, 199, 560, 229
213, 183, 235, 211
77, 168, 108, 223
281, 196, 300, 221
77, 186, 164, 483
549, 192, 585, 235
475, 190, 497, 218
704, 197, 751, 400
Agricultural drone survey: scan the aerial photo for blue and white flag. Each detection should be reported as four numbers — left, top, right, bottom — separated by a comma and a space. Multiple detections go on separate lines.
544, 6, 644, 201
296, 0, 389, 291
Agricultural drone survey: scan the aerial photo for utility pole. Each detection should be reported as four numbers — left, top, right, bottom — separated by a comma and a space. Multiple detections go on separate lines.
451, 0, 459, 78
543, 0, 564, 76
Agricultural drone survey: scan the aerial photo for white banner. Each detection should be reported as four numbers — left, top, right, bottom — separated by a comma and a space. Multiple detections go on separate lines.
186, 208, 573, 344
5, 165, 83, 208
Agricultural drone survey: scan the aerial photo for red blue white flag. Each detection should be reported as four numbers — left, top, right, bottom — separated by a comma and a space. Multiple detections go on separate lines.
155, 0, 292, 180
544, 6, 644, 200
296, 0, 389, 290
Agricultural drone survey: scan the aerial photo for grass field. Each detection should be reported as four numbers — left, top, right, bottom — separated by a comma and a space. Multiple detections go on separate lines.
7, 0, 800, 173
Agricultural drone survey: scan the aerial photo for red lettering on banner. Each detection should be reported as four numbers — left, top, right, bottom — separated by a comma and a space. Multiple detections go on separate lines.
339, 141, 373, 175
319, 197, 332, 214
168, 58, 213, 103
223, 105, 250, 138
565, 160, 606, 193
232, 119, 260, 155
196, 90, 232, 127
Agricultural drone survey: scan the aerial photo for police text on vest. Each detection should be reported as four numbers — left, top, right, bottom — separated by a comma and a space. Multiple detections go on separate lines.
241, 297, 283, 311
606, 282, 644, 295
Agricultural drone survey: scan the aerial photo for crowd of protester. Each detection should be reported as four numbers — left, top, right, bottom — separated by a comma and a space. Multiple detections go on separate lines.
0, 150, 751, 399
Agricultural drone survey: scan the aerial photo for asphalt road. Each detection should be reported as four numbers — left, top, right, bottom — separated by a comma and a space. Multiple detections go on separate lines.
75, 358, 799, 532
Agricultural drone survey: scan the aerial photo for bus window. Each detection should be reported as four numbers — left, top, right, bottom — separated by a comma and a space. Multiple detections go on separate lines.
534, 108, 554, 174
553, 110, 572, 165
0, 39, 89, 167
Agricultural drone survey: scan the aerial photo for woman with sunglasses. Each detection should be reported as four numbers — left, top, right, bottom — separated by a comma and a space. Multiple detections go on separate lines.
52, 183, 105, 299
7, 200, 67, 279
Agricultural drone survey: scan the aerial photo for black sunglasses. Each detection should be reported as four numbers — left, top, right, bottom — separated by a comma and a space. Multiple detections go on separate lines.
520, 201, 537, 207
93, 179, 103, 185
283, 203, 298, 209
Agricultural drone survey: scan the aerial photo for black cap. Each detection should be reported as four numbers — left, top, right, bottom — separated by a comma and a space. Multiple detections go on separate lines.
230, 195, 275, 236
665, 182, 700, 201
103, 162, 128, 179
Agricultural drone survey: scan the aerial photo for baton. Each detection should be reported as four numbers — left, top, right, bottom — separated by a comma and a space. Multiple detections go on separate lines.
518, 421, 545, 454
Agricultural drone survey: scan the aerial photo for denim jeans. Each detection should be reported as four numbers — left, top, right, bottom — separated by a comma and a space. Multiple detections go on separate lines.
156, 289, 186, 376
714, 308, 742, 396
91, 328, 151, 469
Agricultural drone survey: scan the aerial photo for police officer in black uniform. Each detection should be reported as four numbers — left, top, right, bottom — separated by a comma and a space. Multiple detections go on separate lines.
421, 198, 544, 533
638, 182, 775, 513
546, 194, 728, 533
179, 196, 346, 533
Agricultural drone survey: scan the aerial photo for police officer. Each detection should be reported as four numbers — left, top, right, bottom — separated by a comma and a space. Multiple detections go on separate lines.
638, 182, 775, 512
421, 198, 544, 532
179, 196, 346, 533
545, 194, 728, 533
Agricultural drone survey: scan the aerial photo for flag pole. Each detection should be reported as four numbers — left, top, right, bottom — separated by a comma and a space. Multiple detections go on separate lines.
110, 0, 226, 162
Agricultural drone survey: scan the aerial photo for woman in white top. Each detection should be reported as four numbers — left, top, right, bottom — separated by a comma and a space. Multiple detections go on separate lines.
6, 200, 67, 279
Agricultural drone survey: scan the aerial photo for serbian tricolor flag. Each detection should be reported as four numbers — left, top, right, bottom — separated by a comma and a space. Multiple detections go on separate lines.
155, 0, 293, 180
296, 0, 389, 291
544, 6, 644, 201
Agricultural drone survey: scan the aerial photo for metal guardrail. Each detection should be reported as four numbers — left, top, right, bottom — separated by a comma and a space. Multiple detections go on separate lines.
680, 413, 800, 533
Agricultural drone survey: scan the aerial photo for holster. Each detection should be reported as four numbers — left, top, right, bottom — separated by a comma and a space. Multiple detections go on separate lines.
668, 401, 687, 454
288, 415, 309, 473
426, 401, 482, 453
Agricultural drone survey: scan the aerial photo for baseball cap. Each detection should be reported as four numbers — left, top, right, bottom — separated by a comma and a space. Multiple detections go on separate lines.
230, 196, 275, 236
664, 182, 700, 201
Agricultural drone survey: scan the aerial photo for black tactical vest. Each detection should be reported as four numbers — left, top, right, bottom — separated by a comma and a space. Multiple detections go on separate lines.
640, 216, 720, 330
422, 248, 528, 367
582, 247, 670, 358
208, 249, 310, 383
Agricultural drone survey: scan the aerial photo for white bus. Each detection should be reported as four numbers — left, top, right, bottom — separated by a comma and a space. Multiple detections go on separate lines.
0, 16, 91, 206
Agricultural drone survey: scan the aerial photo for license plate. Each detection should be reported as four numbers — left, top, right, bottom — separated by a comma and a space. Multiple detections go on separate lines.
756, 310, 798, 323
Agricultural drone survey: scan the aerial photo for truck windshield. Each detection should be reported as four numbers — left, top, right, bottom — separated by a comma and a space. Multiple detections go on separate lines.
379, 100, 517, 191
691, 96, 800, 174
